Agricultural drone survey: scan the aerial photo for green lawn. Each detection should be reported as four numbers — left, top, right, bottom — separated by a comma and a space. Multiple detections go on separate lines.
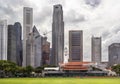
0, 77, 120, 84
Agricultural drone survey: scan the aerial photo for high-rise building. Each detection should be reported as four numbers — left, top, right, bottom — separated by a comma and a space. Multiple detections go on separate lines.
0, 20, 7, 60
42, 37, 50, 65
32, 26, 42, 67
23, 7, 33, 67
7, 25, 17, 63
108, 43, 120, 67
91, 36, 101, 64
52, 4, 64, 66
7, 22, 22, 66
69, 30, 83, 62
25, 26, 42, 67
14, 22, 22, 66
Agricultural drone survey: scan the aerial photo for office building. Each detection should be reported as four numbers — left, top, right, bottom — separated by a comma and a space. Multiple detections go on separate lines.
108, 43, 120, 67
23, 7, 33, 67
91, 36, 101, 64
32, 26, 42, 67
42, 37, 50, 65
7, 25, 17, 63
7, 22, 22, 66
69, 30, 83, 62
14, 22, 22, 66
52, 4, 64, 66
0, 20, 7, 60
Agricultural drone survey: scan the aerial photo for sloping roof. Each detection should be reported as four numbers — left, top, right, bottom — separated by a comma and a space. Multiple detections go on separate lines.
61, 62, 92, 71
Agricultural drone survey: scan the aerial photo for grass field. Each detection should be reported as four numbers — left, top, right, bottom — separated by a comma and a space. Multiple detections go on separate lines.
0, 77, 120, 84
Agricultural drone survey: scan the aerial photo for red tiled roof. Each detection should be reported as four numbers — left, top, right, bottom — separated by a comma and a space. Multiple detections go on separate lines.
61, 62, 92, 71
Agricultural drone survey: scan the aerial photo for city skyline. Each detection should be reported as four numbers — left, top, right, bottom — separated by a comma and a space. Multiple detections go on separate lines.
1, 0, 120, 61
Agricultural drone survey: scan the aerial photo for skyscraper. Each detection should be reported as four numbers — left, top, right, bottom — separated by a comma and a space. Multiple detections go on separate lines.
108, 43, 120, 67
32, 26, 42, 67
91, 36, 101, 64
42, 36, 50, 65
14, 22, 22, 66
7, 22, 22, 66
69, 30, 83, 62
7, 25, 17, 63
0, 20, 7, 60
23, 7, 33, 67
52, 4, 64, 66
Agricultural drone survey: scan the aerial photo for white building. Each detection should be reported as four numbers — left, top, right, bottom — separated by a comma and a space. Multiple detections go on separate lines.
32, 26, 42, 67
0, 20, 7, 60
91, 36, 102, 64
23, 7, 33, 67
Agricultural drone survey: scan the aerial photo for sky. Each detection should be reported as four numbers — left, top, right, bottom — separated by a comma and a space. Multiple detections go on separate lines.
1, 0, 120, 62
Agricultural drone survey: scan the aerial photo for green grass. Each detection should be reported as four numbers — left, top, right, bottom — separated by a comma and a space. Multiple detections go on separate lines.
0, 77, 120, 84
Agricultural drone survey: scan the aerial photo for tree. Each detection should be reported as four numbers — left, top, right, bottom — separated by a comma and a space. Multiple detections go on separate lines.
111, 64, 120, 76
0, 60, 18, 77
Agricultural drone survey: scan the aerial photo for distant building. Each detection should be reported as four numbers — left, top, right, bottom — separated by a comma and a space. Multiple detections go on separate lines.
42, 37, 50, 65
7, 25, 17, 64
108, 43, 120, 67
23, 7, 33, 67
52, 4, 64, 66
0, 20, 7, 60
14, 22, 22, 66
32, 26, 42, 67
91, 36, 101, 64
25, 26, 42, 67
7, 22, 22, 66
69, 30, 83, 62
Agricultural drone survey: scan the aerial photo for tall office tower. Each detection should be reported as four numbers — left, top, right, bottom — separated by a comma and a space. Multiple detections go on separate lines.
32, 26, 42, 67
0, 20, 7, 60
7, 25, 17, 64
7, 22, 22, 66
108, 43, 120, 67
14, 22, 22, 66
52, 4, 64, 66
42, 36, 50, 65
69, 30, 83, 62
23, 7, 33, 67
91, 36, 101, 64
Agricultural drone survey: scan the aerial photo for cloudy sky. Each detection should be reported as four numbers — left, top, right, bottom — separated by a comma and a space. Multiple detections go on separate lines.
1, 0, 120, 62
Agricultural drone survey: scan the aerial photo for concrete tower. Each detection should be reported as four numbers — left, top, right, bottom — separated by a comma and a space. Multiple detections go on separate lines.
23, 7, 33, 67
7, 25, 17, 63
108, 43, 120, 67
32, 26, 42, 67
69, 30, 83, 62
7, 22, 22, 66
91, 36, 101, 64
52, 4, 64, 66
0, 20, 7, 60
14, 22, 22, 66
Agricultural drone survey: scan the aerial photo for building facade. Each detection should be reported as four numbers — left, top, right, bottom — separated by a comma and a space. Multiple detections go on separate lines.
52, 4, 64, 66
32, 26, 42, 67
91, 36, 101, 64
14, 22, 22, 66
23, 7, 33, 67
0, 20, 7, 60
42, 37, 50, 65
7, 22, 22, 66
108, 43, 120, 67
7, 25, 17, 63
69, 30, 83, 62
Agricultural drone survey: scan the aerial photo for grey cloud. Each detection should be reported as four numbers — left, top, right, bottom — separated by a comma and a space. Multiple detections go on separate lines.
48, 0, 65, 5
85, 0, 101, 8
34, 6, 52, 25
112, 25, 120, 34
0, 0, 33, 24
65, 10, 86, 24
102, 31, 110, 40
